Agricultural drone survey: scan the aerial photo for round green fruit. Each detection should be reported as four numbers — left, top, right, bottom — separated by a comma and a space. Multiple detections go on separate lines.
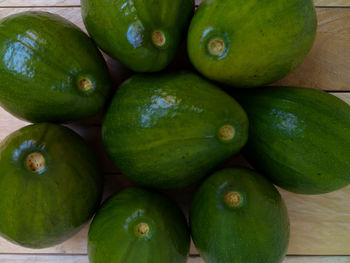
102, 72, 249, 189
0, 123, 103, 248
81, 0, 194, 72
187, 0, 317, 88
0, 11, 111, 123
88, 187, 190, 263
235, 86, 350, 194
190, 168, 290, 263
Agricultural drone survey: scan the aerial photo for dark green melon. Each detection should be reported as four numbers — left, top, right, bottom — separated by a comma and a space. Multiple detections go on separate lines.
0, 123, 103, 248
187, 0, 317, 88
102, 72, 249, 189
81, 0, 194, 72
88, 187, 190, 263
0, 11, 110, 123
235, 86, 350, 194
190, 168, 290, 263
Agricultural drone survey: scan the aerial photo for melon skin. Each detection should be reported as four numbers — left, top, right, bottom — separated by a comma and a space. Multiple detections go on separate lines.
0, 11, 111, 123
102, 71, 249, 189
187, 0, 317, 88
81, 0, 194, 72
190, 168, 290, 263
0, 123, 103, 248
88, 187, 190, 263
235, 86, 350, 194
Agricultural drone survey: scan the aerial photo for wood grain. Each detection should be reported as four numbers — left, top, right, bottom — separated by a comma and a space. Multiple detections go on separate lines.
1, 7, 350, 90
0, 0, 349, 7
196, 0, 350, 7
0, 0, 79, 6
1, 255, 350, 263
0, 7, 84, 28
190, 257, 350, 263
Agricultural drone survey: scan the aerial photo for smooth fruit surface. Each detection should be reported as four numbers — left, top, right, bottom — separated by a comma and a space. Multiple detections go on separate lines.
235, 86, 350, 194
0, 11, 110, 123
102, 72, 249, 189
81, 0, 194, 72
190, 168, 290, 263
0, 123, 103, 248
88, 187, 190, 263
187, 0, 317, 88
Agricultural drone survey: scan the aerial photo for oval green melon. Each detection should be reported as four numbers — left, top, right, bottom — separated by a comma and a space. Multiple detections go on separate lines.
0, 11, 111, 123
102, 72, 249, 189
235, 86, 350, 194
190, 168, 290, 263
0, 123, 103, 248
88, 187, 190, 263
187, 0, 317, 88
81, 0, 194, 72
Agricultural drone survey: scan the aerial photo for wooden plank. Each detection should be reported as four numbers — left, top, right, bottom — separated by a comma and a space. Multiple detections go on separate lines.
0, 0, 349, 7
0, 7, 84, 28
1, 7, 350, 91
190, 257, 350, 263
196, 0, 350, 7
0, 0, 79, 6
1, 255, 350, 263
0, 255, 87, 263
315, 0, 350, 5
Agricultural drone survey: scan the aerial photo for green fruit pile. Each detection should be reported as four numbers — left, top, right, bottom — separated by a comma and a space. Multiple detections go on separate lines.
0, 0, 348, 262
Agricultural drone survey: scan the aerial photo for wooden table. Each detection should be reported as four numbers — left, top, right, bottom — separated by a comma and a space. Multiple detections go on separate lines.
1, 0, 350, 262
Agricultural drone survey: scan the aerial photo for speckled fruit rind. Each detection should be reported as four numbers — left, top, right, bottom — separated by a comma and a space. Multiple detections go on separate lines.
0, 123, 103, 248
81, 0, 194, 72
88, 187, 190, 263
0, 11, 110, 123
102, 72, 249, 189
187, 0, 317, 88
190, 168, 290, 263
235, 86, 350, 194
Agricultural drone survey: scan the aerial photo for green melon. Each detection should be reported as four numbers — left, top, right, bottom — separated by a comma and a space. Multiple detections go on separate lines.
81, 0, 194, 72
190, 168, 290, 263
0, 123, 103, 248
234, 86, 350, 194
187, 0, 317, 88
88, 187, 190, 263
0, 11, 110, 123
102, 72, 249, 189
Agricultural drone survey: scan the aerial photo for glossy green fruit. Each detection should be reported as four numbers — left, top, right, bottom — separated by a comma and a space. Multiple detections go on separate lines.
187, 0, 317, 88
0, 11, 110, 123
0, 123, 103, 248
190, 168, 290, 263
81, 0, 194, 72
88, 187, 190, 263
102, 72, 249, 189
235, 86, 350, 194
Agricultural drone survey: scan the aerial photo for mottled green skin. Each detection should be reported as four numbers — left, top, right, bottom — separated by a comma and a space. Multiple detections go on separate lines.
190, 168, 290, 263
0, 11, 110, 123
235, 86, 350, 194
88, 187, 190, 263
0, 123, 103, 248
187, 0, 317, 88
81, 0, 194, 72
102, 72, 249, 189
